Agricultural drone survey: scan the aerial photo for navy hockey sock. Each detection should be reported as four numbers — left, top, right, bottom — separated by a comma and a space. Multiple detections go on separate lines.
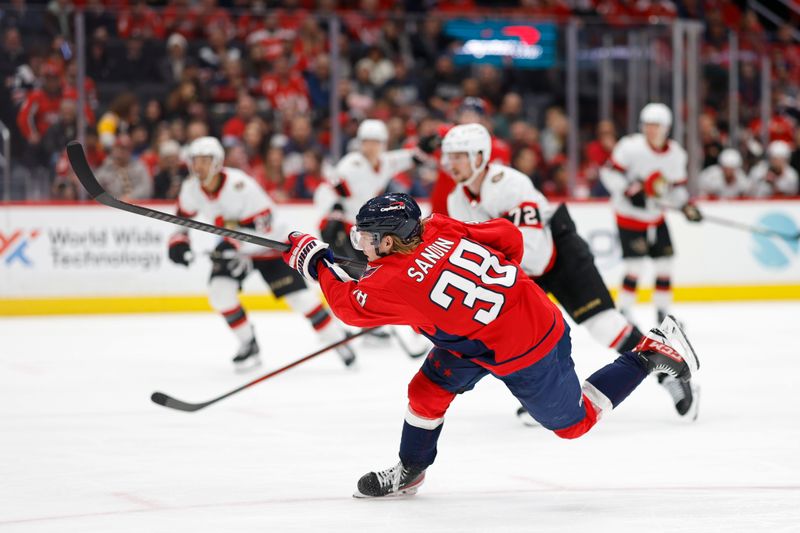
586, 351, 648, 408
398, 421, 443, 471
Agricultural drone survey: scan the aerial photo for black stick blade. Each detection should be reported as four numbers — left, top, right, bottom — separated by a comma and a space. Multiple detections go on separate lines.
151, 391, 208, 412
66, 141, 105, 199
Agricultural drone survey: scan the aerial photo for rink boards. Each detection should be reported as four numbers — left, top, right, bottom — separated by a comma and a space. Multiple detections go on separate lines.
1, 199, 799, 315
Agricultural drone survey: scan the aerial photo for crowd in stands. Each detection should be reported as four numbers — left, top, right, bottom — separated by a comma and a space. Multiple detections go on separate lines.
1, 0, 799, 202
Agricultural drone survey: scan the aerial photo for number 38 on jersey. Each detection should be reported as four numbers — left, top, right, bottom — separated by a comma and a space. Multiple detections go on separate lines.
429, 239, 517, 325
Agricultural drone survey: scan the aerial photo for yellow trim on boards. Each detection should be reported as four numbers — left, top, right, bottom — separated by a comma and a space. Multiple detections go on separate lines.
2, 285, 800, 316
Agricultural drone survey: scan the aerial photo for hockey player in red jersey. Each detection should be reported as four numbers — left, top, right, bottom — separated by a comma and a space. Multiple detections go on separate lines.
282, 192, 700, 498
168, 136, 356, 370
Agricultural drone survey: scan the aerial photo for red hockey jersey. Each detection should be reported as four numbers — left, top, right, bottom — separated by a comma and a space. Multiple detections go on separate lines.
317, 214, 565, 376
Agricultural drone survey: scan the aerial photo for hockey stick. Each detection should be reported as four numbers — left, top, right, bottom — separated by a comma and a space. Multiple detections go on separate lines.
661, 203, 800, 241
66, 141, 368, 270
151, 327, 377, 412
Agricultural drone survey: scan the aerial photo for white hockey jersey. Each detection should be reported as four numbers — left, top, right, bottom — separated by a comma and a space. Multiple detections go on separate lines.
599, 133, 689, 229
698, 164, 750, 199
747, 161, 799, 198
447, 163, 557, 277
314, 149, 415, 222
175, 167, 285, 258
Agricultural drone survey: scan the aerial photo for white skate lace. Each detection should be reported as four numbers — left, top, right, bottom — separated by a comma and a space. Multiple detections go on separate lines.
375, 463, 403, 492
659, 374, 687, 402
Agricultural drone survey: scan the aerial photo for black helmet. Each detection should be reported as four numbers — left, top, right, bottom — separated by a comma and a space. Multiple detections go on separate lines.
353, 193, 422, 251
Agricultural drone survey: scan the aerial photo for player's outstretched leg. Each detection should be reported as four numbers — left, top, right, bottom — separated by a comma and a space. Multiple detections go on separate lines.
353, 461, 426, 498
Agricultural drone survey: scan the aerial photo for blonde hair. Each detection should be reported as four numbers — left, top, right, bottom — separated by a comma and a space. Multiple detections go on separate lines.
388, 219, 427, 254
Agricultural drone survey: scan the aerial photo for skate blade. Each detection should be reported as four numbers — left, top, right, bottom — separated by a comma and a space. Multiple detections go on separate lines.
683, 384, 701, 422
352, 487, 419, 499
516, 407, 541, 428
662, 315, 700, 377
233, 355, 262, 373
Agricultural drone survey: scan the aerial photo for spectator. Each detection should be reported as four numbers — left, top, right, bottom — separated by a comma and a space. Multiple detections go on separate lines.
112, 35, 158, 83
117, 0, 165, 40
283, 115, 322, 176
493, 92, 524, 140
285, 149, 325, 199
380, 60, 419, 109
97, 92, 140, 150
83, 0, 116, 38
0, 28, 27, 78
512, 146, 544, 189
44, 0, 74, 41
17, 61, 64, 144
304, 55, 332, 116
152, 139, 188, 199
198, 25, 240, 72
421, 55, 463, 118
259, 142, 289, 200
86, 26, 115, 82
222, 93, 259, 145
699, 148, 750, 198
242, 118, 268, 169
41, 96, 78, 166
158, 33, 189, 85
355, 46, 395, 87
699, 113, 723, 168
540, 106, 568, 163
583, 120, 617, 197
749, 141, 799, 197
258, 56, 309, 119
95, 134, 152, 200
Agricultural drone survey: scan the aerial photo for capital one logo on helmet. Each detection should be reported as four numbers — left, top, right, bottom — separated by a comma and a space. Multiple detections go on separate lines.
380, 202, 406, 212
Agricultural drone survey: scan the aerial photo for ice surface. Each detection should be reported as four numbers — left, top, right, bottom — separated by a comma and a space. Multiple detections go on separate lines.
2, 302, 799, 532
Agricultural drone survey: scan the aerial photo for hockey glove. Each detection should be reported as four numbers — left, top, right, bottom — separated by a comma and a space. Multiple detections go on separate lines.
283, 232, 334, 281
212, 241, 252, 280
625, 181, 647, 208
168, 238, 192, 266
418, 133, 441, 155
681, 203, 703, 223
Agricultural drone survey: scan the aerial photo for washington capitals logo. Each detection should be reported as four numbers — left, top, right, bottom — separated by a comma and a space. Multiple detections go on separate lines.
360, 265, 382, 280
0, 229, 40, 267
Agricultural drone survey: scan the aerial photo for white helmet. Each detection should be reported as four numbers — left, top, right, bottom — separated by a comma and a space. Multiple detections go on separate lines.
188, 136, 225, 184
639, 103, 673, 129
357, 119, 388, 143
718, 148, 742, 169
441, 123, 492, 185
767, 140, 791, 160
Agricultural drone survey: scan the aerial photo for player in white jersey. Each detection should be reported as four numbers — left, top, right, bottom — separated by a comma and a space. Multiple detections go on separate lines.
443, 123, 697, 418
168, 137, 356, 370
748, 140, 799, 198
315, 119, 422, 277
315, 119, 433, 354
699, 148, 750, 199
599, 103, 703, 326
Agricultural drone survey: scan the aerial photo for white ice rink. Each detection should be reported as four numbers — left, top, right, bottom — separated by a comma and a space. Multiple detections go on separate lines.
2, 302, 800, 532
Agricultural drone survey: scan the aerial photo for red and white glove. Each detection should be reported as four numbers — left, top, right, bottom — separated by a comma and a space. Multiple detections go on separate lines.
283, 232, 333, 281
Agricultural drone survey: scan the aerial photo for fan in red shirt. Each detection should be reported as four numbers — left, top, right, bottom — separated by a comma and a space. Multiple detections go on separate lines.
282, 192, 699, 498
426, 98, 511, 214
258, 57, 310, 115
17, 62, 65, 145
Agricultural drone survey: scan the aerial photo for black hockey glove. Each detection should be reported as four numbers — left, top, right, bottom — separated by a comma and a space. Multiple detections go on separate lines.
418, 133, 441, 155
212, 240, 252, 280
168, 239, 192, 266
625, 181, 647, 208
681, 203, 703, 223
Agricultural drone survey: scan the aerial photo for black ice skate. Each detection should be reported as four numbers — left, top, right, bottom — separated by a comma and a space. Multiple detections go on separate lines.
657, 372, 701, 420
232, 338, 261, 372
335, 344, 357, 367
353, 461, 426, 498
635, 315, 700, 382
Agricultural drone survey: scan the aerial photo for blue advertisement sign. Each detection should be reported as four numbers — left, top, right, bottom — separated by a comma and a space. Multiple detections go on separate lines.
443, 20, 557, 69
